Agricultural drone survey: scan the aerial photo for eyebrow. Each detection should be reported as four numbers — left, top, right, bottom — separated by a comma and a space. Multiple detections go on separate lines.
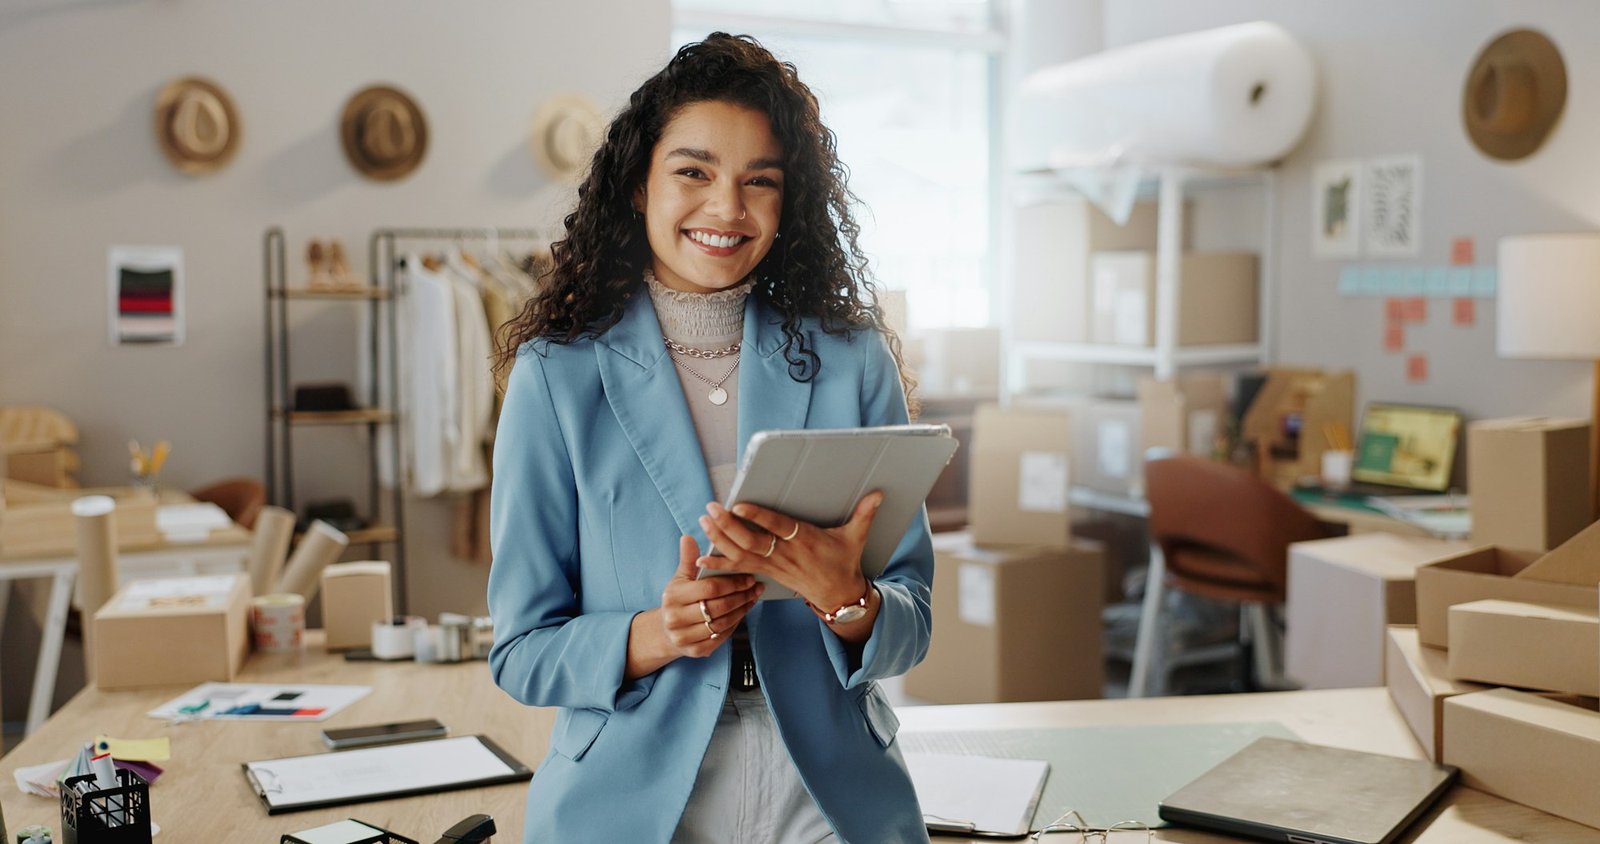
664, 147, 784, 171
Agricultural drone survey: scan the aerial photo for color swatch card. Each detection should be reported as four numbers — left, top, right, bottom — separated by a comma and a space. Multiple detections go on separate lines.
148, 683, 371, 722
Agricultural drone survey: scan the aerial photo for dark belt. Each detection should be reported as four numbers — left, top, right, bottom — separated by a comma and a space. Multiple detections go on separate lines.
730, 625, 759, 690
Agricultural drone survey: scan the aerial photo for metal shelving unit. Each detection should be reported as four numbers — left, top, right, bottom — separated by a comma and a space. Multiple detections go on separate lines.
263, 226, 407, 611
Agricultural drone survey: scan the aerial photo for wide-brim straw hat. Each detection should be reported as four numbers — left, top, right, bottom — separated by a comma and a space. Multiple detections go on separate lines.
529, 94, 604, 181
1462, 28, 1567, 161
340, 85, 429, 181
153, 76, 241, 175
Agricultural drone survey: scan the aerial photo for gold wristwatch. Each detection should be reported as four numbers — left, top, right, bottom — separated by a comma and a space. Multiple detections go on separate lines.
808, 582, 873, 625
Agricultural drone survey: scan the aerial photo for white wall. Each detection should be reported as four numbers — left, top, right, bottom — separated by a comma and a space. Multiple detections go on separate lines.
0, 1, 669, 663
1102, 0, 1596, 423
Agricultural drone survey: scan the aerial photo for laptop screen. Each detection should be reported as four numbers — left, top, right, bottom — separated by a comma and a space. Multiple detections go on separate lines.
1351, 403, 1461, 491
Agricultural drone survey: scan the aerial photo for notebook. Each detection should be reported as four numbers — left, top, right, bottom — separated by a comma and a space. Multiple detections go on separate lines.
1158, 737, 1458, 844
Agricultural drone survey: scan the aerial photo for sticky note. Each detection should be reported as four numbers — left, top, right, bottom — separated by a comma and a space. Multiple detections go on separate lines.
1338, 266, 1362, 296
1401, 269, 1427, 294
1403, 297, 1427, 323
1380, 267, 1409, 295
1447, 267, 1474, 296
1407, 354, 1428, 382
1453, 297, 1476, 326
1424, 267, 1450, 297
1451, 237, 1475, 265
1384, 324, 1405, 352
1472, 266, 1498, 297
1385, 298, 1406, 324
94, 735, 171, 762
1361, 267, 1386, 295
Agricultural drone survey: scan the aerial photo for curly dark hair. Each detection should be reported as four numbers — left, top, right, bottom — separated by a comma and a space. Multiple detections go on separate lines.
493, 32, 916, 411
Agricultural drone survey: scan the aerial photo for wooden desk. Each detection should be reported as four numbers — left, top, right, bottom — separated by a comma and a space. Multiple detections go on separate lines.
2, 641, 1596, 842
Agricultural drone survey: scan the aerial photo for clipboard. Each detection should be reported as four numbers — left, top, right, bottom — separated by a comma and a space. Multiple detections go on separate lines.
242, 734, 532, 815
699, 424, 959, 600
906, 752, 1049, 838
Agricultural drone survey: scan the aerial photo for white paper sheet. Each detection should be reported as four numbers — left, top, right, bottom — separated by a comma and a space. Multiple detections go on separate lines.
148, 682, 370, 722
245, 736, 516, 810
957, 564, 997, 628
905, 752, 1050, 836
1017, 451, 1069, 513
157, 503, 233, 542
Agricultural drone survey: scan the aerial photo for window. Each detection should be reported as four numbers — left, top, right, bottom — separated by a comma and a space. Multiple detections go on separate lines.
672, 2, 1003, 329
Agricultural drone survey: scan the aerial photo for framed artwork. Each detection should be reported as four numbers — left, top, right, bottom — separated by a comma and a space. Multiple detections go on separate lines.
1311, 159, 1362, 259
1365, 155, 1423, 258
108, 246, 184, 346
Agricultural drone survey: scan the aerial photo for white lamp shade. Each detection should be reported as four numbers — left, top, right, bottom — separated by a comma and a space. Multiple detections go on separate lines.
1498, 234, 1600, 359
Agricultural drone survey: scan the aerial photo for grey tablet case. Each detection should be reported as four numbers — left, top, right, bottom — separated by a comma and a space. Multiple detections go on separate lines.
701, 424, 959, 600
1158, 737, 1458, 844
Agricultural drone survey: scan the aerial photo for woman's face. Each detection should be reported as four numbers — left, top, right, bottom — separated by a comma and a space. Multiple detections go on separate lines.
636, 100, 785, 294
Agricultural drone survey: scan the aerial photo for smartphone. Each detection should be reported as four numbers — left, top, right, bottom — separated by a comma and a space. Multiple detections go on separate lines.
321, 718, 447, 749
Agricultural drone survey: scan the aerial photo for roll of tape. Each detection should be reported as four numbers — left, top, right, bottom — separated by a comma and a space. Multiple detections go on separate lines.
250, 593, 306, 653
371, 616, 422, 660
413, 624, 441, 663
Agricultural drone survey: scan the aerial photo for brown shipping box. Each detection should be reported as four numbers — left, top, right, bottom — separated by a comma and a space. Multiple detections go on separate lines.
968, 405, 1071, 548
906, 531, 1104, 704
320, 561, 394, 651
1013, 199, 1191, 345
1137, 374, 1229, 459
906, 327, 1003, 398
1443, 689, 1600, 829
1385, 626, 1487, 761
1446, 599, 1599, 696
1071, 397, 1144, 497
1468, 418, 1591, 552
94, 573, 250, 690
1412, 518, 1600, 648
1286, 534, 1470, 689
1088, 251, 1258, 347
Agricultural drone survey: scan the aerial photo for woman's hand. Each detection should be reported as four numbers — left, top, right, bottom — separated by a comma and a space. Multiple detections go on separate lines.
626, 535, 763, 679
696, 492, 883, 632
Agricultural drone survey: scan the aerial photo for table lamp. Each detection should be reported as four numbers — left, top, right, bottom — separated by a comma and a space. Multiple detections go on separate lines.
1497, 233, 1600, 516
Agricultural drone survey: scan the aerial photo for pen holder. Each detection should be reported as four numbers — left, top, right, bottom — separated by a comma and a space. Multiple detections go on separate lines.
59, 770, 151, 844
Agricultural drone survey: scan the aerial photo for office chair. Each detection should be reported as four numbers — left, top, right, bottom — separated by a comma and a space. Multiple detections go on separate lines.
190, 477, 266, 530
1131, 454, 1332, 696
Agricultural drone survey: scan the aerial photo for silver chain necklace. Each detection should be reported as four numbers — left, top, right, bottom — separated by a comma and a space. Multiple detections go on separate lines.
667, 348, 740, 406
662, 336, 741, 359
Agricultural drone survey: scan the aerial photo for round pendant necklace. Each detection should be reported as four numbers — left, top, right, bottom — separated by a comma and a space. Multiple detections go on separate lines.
667, 348, 740, 406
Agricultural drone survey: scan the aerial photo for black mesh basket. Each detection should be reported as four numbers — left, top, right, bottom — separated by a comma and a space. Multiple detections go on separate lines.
60, 769, 152, 844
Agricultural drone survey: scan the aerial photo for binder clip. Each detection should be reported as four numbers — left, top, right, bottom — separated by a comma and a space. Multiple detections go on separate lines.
434, 815, 494, 843
59, 769, 151, 844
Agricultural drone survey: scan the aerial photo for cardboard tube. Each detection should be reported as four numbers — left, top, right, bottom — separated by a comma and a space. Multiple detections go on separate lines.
273, 520, 348, 601
248, 506, 295, 597
72, 495, 118, 683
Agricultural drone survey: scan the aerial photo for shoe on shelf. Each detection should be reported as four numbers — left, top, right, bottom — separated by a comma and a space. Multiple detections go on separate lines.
327, 239, 361, 289
306, 239, 334, 289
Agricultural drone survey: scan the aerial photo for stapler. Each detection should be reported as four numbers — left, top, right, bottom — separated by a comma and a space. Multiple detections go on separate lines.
434, 814, 495, 844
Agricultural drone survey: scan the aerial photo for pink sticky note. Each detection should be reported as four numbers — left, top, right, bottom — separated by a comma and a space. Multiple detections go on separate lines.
1451, 237, 1475, 266
1403, 297, 1427, 323
1385, 324, 1405, 352
1453, 297, 1476, 326
1385, 298, 1405, 324
1407, 354, 1428, 382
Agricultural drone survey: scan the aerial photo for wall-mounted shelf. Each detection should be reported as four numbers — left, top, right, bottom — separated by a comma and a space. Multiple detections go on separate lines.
274, 409, 396, 426
272, 286, 393, 300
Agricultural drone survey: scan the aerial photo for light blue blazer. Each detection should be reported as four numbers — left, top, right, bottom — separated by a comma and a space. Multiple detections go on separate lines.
488, 288, 935, 843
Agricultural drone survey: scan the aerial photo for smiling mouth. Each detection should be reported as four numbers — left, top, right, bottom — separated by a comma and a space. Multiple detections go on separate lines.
684, 230, 750, 250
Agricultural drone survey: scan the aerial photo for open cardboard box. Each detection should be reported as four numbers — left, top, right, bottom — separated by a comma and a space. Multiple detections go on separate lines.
1414, 518, 1600, 649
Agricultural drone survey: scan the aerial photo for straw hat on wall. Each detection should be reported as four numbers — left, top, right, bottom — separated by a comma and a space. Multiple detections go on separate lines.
153, 76, 241, 175
340, 85, 429, 181
1462, 28, 1567, 161
529, 94, 604, 181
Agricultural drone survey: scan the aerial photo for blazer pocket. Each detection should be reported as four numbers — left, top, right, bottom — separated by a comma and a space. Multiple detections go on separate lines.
551, 707, 609, 761
856, 683, 900, 748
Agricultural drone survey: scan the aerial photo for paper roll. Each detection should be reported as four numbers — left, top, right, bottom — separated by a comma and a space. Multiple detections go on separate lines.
72, 495, 119, 683
1015, 21, 1317, 171
250, 593, 306, 653
248, 506, 295, 597
273, 520, 348, 601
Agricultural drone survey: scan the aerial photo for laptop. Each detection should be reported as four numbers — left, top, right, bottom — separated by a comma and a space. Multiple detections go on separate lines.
1326, 403, 1462, 497
1159, 737, 1458, 844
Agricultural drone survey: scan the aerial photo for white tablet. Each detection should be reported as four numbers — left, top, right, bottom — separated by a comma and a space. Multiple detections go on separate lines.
700, 424, 959, 600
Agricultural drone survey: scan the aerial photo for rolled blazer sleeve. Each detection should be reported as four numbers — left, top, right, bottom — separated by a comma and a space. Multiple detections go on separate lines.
820, 330, 935, 688
487, 349, 650, 713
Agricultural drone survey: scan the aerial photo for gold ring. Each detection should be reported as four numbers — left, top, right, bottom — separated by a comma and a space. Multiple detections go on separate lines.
698, 600, 712, 623
779, 522, 800, 541
761, 535, 777, 558
704, 619, 718, 639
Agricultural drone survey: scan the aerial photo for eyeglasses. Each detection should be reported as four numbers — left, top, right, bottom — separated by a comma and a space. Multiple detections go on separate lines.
1031, 809, 1154, 842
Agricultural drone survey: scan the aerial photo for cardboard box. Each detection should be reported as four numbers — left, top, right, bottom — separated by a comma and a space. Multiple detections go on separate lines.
1446, 599, 1599, 696
0, 491, 159, 557
1443, 688, 1600, 828
1088, 252, 1258, 347
1286, 534, 1470, 689
905, 531, 1104, 703
1138, 374, 1229, 459
1415, 519, 1600, 648
911, 327, 1002, 398
1468, 418, 1591, 552
1385, 626, 1487, 761
1012, 199, 1192, 345
320, 561, 394, 651
1071, 397, 1143, 497
93, 573, 250, 690
968, 405, 1071, 548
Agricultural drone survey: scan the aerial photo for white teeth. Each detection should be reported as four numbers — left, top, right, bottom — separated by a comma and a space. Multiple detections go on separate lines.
688, 231, 744, 249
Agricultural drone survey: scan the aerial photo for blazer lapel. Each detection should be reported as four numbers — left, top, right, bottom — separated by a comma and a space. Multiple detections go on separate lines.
736, 297, 814, 464
596, 293, 716, 541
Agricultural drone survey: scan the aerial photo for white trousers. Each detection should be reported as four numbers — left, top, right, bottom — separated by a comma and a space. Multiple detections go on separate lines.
672, 687, 839, 844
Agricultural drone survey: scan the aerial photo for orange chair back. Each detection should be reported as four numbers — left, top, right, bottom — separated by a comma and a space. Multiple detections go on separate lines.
190, 477, 267, 530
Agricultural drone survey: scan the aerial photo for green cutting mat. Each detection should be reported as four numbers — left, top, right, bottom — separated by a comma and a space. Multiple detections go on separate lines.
900, 721, 1298, 829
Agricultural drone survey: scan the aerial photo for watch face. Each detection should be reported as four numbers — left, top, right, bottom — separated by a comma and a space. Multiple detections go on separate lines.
833, 604, 868, 624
